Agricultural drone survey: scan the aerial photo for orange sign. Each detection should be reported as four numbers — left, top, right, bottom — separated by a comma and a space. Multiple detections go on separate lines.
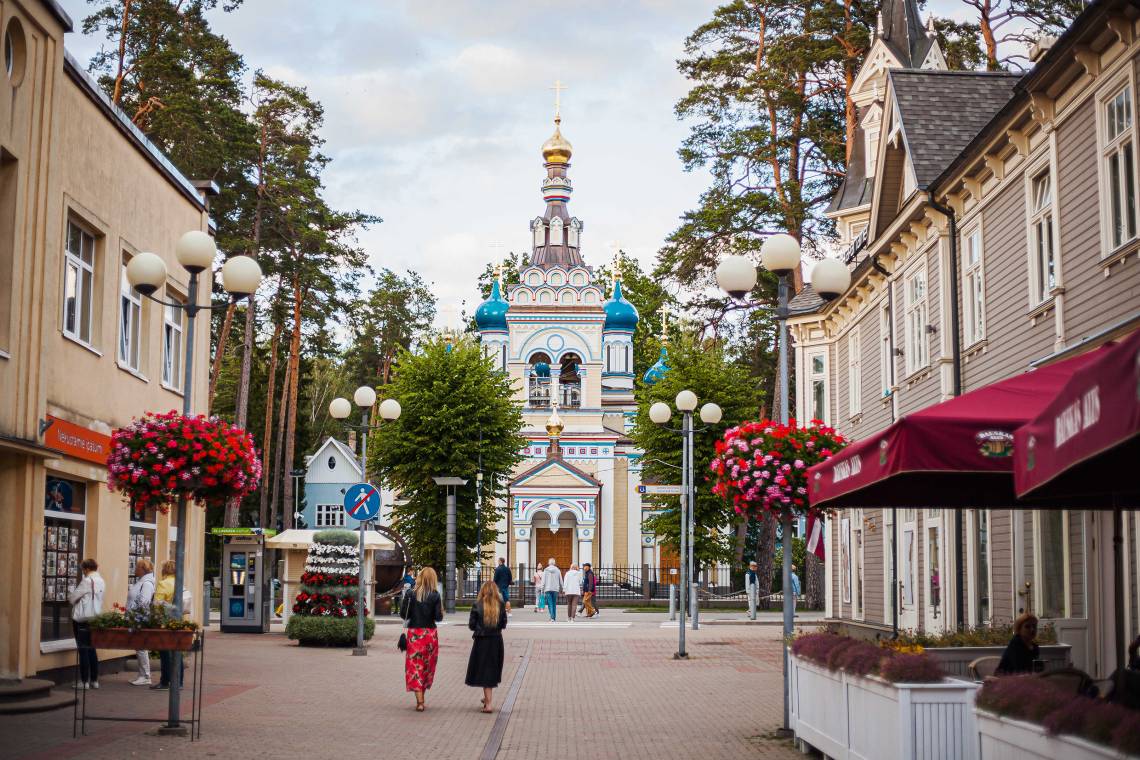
45, 415, 111, 465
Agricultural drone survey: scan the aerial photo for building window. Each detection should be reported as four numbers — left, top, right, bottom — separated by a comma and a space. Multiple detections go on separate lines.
162, 297, 184, 388
847, 329, 862, 417
315, 503, 345, 528
42, 477, 87, 642
974, 509, 991, 626
1102, 85, 1137, 252
118, 255, 143, 371
963, 228, 985, 344
63, 220, 96, 344
1029, 171, 1056, 304
808, 351, 828, 423
904, 269, 928, 375
128, 504, 157, 586
879, 302, 892, 396
1035, 510, 1067, 619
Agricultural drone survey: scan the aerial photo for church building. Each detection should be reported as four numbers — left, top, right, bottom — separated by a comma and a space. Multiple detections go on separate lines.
474, 108, 660, 572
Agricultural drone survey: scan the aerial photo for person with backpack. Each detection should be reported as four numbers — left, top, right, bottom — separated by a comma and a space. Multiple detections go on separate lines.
492, 557, 513, 617
68, 558, 105, 689
126, 558, 156, 686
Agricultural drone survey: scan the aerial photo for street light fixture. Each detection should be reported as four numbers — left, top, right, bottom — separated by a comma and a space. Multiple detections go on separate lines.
125, 230, 262, 736
327, 385, 401, 655
650, 389, 723, 655
716, 233, 850, 734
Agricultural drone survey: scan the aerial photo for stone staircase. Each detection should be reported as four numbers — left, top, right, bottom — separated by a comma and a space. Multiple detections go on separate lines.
0, 679, 76, 714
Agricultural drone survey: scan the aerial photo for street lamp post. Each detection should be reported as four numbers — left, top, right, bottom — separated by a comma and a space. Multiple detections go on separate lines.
650, 393, 722, 656
127, 231, 262, 735
330, 390, 402, 655
433, 476, 469, 613
716, 233, 850, 734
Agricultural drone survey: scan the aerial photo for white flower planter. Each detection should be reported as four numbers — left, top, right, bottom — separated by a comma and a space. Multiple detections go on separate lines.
975, 710, 1126, 760
789, 653, 981, 760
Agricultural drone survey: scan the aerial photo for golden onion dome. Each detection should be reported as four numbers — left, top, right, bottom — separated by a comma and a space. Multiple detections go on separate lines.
545, 405, 565, 438
541, 117, 573, 163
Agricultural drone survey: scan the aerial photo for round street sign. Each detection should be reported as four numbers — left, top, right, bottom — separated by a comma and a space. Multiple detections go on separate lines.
343, 482, 381, 521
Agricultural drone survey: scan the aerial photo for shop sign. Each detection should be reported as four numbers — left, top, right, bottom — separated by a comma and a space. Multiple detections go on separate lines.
44, 415, 111, 465
210, 527, 278, 537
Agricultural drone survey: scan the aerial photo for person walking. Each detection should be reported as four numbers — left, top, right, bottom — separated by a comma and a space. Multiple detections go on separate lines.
582, 562, 598, 617
540, 558, 562, 622
789, 564, 801, 609
563, 563, 583, 622
493, 558, 513, 617
466, 581, 508, 713
126, 558, 156, 686
151, 560, 184, 691
400, 566, 444, 712
532, 567, 545, 614
68, 558, 105, 689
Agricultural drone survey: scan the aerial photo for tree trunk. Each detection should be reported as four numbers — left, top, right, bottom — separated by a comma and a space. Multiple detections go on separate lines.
268, 346, 291, 533
805, 551, 824, 610
733, 518, 748, 566
222, 302, 256, 527
280, 280, 303, 531
979, 0, 999, 70
208, 302, 236, 411
258, 318, 283, 529
111, 0, 133, 105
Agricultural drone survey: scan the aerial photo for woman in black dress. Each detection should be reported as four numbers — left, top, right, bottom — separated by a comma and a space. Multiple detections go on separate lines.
466, 581, 508, 713
997, 612, 1040, 675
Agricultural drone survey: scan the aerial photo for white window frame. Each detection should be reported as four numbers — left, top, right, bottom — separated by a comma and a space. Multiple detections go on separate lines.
966, 508, 993, 627
962, 226, 986, 345
904, 266, 928, 376
879, 301, 892, 397
314, 503, 345, 528
807, 349, 829, 424
1033, 509, 1071, 620
118, 254, 143, 372
1025, 163, 1058, 307
162, 291, 185, 390
862, 104, 882, 178
62, 220, 96, 344
1097, 75, 1138, 255
847, 327, 862, 417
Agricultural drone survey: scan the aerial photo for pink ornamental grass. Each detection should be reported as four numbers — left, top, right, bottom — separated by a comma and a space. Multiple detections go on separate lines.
879, 653, 945, 683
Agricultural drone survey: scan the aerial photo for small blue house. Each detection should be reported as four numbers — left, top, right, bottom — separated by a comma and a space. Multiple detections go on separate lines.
301, 437, 395, 530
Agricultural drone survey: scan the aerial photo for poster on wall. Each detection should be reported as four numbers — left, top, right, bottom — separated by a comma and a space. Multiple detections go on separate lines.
840, 517, 852, 604
44, 479, 75, 513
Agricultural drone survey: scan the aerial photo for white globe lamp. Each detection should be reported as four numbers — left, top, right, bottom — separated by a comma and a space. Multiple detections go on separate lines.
329, 397, 352, 420
760, 233, 801, 275
649, 402, 672, 425
221, 255, 263, 297
812, 258, 852, 300
715, 256, 758, 299
126, 252, 168, 296
700, 403, 723, 424
353, 385, 377, 408
175, 230, 217, 273
675, 389, 698, 412
379, 398, 402, 421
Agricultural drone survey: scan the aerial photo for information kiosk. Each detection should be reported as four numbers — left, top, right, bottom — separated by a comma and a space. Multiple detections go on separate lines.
213, 528, 275, 633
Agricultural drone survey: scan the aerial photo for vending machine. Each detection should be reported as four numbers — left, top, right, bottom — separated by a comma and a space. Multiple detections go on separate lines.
218, 530, 272, 633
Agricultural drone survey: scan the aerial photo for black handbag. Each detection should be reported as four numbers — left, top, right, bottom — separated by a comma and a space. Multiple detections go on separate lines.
397, 594, 410, 651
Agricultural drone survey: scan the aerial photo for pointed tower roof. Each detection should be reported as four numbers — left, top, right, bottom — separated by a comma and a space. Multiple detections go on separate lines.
879, 0, 935, 68
475, 270, 509, 332
603, 276, 639, 332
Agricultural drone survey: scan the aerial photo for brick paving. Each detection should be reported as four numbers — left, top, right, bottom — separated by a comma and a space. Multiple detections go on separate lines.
1, 612, 804, 760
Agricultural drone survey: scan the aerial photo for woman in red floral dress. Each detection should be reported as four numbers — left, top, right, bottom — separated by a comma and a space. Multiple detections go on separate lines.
400, 566, 444, 711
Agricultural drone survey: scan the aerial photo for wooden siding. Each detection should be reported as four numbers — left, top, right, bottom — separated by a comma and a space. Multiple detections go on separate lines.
1057, 96, 1140, 343
990, 509, 1014, 624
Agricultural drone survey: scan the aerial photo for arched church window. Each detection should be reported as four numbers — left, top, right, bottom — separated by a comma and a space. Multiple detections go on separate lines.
560, 290, 575, 304
583, 290, 597, 304
539, 290, 553, 304
516, 290, 531, 304
527, 271, 542, 286
550, 271, 564, 286
550, 217, 564, 247
533, 219, 545, 248
571, 272, 586, 286
501, 344, 507, 371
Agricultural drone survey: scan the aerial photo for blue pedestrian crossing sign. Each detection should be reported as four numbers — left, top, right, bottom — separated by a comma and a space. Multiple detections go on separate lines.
343, 482, 381, 521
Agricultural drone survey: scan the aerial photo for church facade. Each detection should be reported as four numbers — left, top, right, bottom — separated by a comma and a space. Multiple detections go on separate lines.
474, 111, 661, 572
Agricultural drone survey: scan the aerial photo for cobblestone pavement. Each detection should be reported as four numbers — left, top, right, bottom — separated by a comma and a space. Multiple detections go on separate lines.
2, 611, 808, 760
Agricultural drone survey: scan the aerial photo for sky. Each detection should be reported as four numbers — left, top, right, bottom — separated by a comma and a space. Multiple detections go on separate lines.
56, 0, 972, 329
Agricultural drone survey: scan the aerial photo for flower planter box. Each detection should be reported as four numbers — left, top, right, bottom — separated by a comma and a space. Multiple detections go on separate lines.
975, 709, 1121, 760
89, 628, 195, 651
789, 653, 981, 760
925, 644, 1071, 679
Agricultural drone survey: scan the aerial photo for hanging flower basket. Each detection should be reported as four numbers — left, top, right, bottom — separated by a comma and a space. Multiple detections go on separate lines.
106, 411, 262, 512
709, 418, 847, 522
90, 627, 195, 651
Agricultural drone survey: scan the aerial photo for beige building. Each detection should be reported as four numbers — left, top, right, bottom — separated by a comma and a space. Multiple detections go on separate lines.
1, 0, 213, 680
790, 0, 1140, 678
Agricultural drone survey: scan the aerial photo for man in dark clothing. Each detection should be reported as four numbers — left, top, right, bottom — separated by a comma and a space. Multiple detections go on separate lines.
493, 557, 513, 617
582, 563, 598, 617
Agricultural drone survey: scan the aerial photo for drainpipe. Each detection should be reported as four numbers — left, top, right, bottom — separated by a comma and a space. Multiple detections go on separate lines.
927, 192, 965, 631
872, 254, 899, 638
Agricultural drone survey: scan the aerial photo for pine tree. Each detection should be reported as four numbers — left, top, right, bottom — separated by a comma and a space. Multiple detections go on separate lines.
285, 529, 374, 646
371, 338, 525, 571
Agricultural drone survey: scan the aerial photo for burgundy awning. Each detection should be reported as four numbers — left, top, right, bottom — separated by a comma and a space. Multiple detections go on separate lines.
806, 348, 1108, 509
1014, 328, 1140, 505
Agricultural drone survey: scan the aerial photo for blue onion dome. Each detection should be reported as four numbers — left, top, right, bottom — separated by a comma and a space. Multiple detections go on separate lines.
604, 278, 639, 331
533, 361, 551, 378
475, 278, 509, 332
642, 346, 669, 385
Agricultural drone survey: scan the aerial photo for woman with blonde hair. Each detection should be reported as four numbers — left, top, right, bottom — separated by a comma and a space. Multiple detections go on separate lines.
466, 581, 508, 712
997, 612, 1041, 675
400, 566, 444, 711
126, 558, 156, 686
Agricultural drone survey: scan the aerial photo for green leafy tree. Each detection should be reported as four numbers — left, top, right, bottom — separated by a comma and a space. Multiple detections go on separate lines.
371, 338, 525, 572
630, 334, 764, 565
949, 0, 1083, 70
594, 251, 677, 377
344, 269, 436, 388
932, 18, 989, 71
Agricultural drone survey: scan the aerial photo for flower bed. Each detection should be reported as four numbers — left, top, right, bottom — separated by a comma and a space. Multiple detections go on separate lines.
87, 603, 199, 651
286, 529, 373, 646
790, 633, 979, 760
975, 677, 1140, 758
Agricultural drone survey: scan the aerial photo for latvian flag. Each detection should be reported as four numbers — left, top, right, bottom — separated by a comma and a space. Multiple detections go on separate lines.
806, 513, 825, 561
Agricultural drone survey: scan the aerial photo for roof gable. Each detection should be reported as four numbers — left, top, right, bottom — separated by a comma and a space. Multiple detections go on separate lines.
304, 437, 363, 483
510, 456, 602, 489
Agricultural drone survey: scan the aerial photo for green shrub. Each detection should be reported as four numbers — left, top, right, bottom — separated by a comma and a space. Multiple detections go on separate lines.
893, 622, 1057, 649
313, 529, 358, 546
285, 615, 374, 646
